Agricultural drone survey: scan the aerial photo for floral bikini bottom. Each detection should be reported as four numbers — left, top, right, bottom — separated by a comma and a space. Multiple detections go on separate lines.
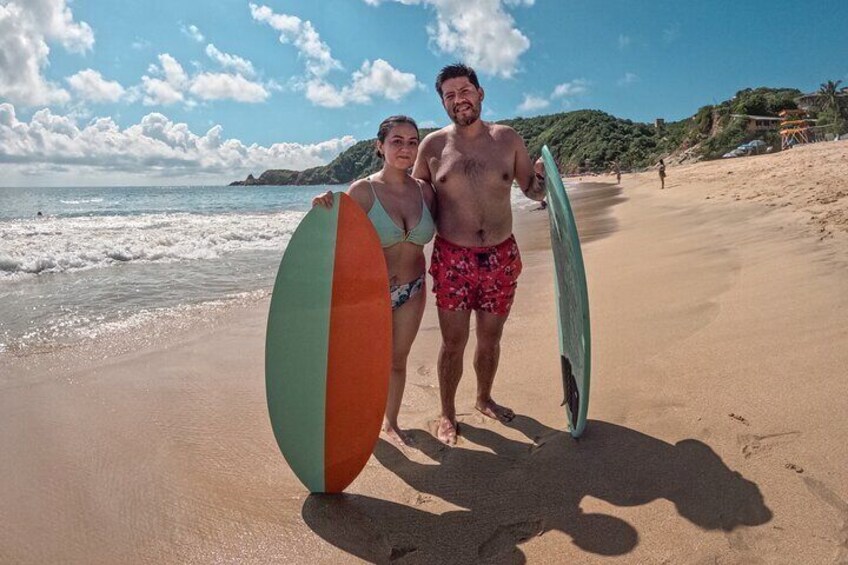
389, 274, 425, 310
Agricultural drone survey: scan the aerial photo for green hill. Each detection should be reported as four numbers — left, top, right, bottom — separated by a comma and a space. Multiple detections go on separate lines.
230, 86, 812, 186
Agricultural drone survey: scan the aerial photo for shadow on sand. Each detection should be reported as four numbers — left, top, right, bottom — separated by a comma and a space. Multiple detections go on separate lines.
302, 417, 772, 563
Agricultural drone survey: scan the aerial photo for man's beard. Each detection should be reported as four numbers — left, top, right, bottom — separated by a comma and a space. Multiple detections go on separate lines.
448, 102, 481, 126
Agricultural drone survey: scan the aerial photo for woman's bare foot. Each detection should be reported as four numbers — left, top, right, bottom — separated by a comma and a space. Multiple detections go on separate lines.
382, 423, 413, 448
436, 416, 458, 446
476, 399, 515, 422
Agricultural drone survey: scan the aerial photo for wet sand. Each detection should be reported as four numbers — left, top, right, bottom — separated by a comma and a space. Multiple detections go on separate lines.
3, 145, 848, 563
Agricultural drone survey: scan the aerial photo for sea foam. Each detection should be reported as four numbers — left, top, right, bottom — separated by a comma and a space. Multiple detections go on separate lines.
0, 210, 304, 279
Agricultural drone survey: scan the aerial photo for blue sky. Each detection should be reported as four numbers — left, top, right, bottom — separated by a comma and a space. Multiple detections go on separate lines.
1, 0, 846, 186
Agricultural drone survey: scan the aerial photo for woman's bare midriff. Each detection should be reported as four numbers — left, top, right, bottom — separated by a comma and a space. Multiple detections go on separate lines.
383, 243, 427, 286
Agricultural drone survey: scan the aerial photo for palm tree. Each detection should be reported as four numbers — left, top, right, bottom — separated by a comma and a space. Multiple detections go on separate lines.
816, 80, 847, 135
817, 80, 843, 113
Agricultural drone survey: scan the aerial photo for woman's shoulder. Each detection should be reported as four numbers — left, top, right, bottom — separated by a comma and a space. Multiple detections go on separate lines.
347, 177, 375, 210
348, 177, 372, 192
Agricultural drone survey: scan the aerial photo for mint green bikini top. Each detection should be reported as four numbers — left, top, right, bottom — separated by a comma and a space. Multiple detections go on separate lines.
366, 177, 436, 248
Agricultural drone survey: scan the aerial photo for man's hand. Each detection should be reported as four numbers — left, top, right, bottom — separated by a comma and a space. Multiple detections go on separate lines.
523, 157, 547, 201
534, 158, 545, 182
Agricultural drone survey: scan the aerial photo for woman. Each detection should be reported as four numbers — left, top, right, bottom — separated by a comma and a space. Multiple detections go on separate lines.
312, 116, 436, 447
658, 158, 667, 190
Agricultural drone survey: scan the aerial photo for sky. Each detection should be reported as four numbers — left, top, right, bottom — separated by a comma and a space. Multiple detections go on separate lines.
1, 0, 847, 187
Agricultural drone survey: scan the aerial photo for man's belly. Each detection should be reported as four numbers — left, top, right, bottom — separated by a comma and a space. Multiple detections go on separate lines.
435, 218, 514, 248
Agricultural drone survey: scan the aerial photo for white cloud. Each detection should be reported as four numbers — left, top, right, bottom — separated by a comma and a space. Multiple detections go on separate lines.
363, 0, 532, 78
181, 24, 205, 43
205, 44, 256, 77
189, 73, 270, 103
249, 3, 341, 78
139, 53, 269, 106
66, 69, 126, 103
159, 54, 190, 89
618, 34, 631, 49
28, 0, 95, 53
305, 59, 418, 107
552, 79, 589, 98
0, 102, 357, 182
140, 54, 188, 106
518, 78, 588, 113
251, 5, 419, 107
617, 72, 639, 86
131, 38, 151, 50
139, 78, 184, 106
517, 94, 549, 113
0, 0, 94, 106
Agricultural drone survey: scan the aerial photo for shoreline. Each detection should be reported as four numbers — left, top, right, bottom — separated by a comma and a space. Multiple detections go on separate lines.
4, 143, 848, 562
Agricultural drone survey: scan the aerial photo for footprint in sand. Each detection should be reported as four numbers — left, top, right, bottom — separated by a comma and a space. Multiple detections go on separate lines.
729, 413, 750, 426
737, 431, 801, 459
413, 493, 433, 506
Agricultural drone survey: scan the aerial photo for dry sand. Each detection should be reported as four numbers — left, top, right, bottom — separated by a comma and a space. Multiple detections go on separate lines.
2, 140, 848, 563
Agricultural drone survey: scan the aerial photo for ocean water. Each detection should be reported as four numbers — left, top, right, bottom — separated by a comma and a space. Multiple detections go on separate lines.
0, 183, 541, 357
0, 184, 338, 356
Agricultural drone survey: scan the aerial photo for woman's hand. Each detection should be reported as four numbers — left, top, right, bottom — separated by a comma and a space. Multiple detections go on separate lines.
311, 191, 334, 208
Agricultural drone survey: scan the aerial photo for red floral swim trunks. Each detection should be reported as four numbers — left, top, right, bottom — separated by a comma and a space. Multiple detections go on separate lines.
429, 235, 523, 316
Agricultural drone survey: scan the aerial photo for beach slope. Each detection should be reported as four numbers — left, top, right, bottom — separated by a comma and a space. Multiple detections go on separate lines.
2, 142, 848, 563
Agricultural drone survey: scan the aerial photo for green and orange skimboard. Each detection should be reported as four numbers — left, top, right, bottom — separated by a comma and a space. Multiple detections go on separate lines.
265, 192, 392, 493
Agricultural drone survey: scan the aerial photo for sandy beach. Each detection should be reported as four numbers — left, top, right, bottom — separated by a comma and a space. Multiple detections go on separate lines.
3, 140, 848, 563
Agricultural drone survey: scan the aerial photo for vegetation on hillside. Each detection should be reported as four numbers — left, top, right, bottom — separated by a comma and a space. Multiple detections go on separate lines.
230, 83, 845, 186
505, 110, 663, 174
689, 87, 802, 159
814, 80, 848, 136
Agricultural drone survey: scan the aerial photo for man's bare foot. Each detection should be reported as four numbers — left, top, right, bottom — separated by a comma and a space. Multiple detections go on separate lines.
382, 423, 413, 448
436, 416, 458, 446
476, 399, 515, 422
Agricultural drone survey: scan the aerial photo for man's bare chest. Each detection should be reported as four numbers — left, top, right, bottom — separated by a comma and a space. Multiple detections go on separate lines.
431, 145, 513, 188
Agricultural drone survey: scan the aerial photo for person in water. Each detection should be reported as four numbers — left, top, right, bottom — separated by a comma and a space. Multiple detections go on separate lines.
412, 63, 548, 445
312, 115, 436, 447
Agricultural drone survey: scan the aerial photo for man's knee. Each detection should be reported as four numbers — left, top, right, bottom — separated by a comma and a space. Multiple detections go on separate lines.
476, 317, 506, 350
442, 330, 469, 354
476, 336, 502, 357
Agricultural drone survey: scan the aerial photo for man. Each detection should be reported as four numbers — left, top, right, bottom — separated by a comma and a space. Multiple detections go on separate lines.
412, 63, 548, 445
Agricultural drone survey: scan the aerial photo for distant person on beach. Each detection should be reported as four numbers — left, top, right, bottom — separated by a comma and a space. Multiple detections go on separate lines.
658, 159, 667, 189
412, 63, 549, 445
36, 211, 44, 218
612, 161, 621, 184
312, 115, 436, 447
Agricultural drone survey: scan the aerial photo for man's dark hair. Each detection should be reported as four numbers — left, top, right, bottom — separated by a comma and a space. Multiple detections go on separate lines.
435, 63, 480, 97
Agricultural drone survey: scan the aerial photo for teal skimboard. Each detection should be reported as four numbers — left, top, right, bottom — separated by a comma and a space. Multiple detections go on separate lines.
541, 145, 591, 438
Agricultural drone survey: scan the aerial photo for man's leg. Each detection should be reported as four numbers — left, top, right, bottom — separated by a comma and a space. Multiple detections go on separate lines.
436, 307, 471, 445
474, 310, 514, 422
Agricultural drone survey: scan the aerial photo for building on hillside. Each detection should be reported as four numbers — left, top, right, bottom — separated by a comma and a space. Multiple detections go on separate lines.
730, 114, 783, 133
795, 88, 848, 112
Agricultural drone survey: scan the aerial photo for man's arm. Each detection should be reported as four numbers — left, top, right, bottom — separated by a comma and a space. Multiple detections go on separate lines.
412, 135, 434, 184
512, 130, 547, 202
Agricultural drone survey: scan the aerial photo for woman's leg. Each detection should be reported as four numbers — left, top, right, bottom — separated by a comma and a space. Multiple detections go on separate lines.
383, 284, 426, 446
